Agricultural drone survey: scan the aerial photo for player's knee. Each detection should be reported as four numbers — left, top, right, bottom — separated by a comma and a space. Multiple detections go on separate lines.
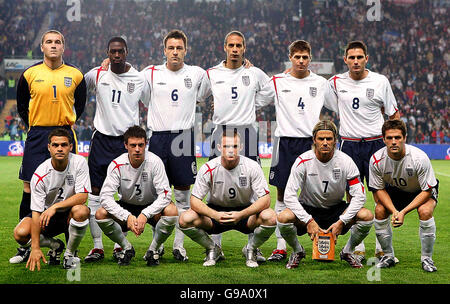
357, 208, 374, 221
277, 208, 294, 224
71, 205, 90, 221
95, 207, 109, 220
163, 202, 178, 217
14, 220, 31, 244
375, 203, 389, 220
178, 209, 197, 228
260, 208, 277, 226
417, 202, 434, 220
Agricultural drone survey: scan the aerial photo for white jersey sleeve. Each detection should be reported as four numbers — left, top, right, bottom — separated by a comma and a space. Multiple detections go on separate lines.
140, 153, 173, 219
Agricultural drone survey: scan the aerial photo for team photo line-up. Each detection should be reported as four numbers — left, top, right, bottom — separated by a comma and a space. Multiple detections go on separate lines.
10, 28, 438, 273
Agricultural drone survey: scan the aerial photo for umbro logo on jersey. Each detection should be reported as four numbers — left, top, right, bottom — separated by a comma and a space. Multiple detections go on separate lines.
339, 90, 347, 93
214, 181, 224, 184
308, 173, 318, 176
156, 82, 166, 85
215, 81, 225, 84
100, 82, 110, 86
121, 178, 131, 181
282, 90, 291, 93
35, 79, 44, 83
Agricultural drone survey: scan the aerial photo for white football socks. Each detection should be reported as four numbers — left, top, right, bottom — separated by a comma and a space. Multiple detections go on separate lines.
149, 216, 177, 252
343, 220, 373, 254
88, 194, 103, 249
66, 218, 89, 256
248, 225, 276, 250
277, 222, 304, 253
96, 218, 132, 250
419, 217, 436, 262
173, 189, 190, 250
374, 217, 395, 257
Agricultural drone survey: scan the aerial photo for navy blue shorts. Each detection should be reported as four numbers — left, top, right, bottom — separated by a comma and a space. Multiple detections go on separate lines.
209, 124, 260, 164
26, 209, 71, 238
206, 204, 253, 235
385, 180, 439, 210
340, 137, 384, 191
88, 131, 127, 190
296, 202, 351, 236
269, 137, 313, 189
148, 128, 196, 187
19, 126, 77, 182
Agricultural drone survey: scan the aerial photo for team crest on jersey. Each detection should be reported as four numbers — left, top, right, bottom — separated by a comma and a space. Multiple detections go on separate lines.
184, 77, 192, 89
239, 176, 248, 187
406, 167, 414, 177
64, 77, 72, 88
142, 172, 148, 182
366, 88, 374, 99
66, 174, 74, 186
309, 87, 317, 97
332, 168, 341, 180
127, 82, 135, 94
242, 75, 250, 86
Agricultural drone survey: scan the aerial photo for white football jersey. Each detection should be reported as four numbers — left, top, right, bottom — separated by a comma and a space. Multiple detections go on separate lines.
369, 144, 438, 193
203, 62, 270, 126
325, 70, 398, 138
30, 153, 91, 213
284, 149, 366, 224
191, 156, 270, 208
100, 151, 172, 221
85, 65, 148, 136
141, 63, 209, 131
257, 71, 331, 137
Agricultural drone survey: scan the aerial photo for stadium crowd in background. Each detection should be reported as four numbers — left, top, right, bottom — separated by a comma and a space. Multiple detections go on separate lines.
0, 0, 448, 144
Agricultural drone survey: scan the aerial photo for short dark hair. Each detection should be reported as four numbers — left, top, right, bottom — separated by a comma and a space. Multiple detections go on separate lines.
224, 30, 246, 47
382, 119, 407, 137
123, 125, 147, 143
48, 128, 72, 144
164, 29, 188, 49
108, 36, 128, 51
288, 40, 311, 57
345, 40, 368, 56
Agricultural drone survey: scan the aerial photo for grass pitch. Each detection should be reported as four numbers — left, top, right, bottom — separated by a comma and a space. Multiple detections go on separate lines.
0, 157, 449, 286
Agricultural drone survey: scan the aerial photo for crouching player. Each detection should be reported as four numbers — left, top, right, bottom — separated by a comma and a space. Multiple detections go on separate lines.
370, 120, 439, 272
95, 126, 178, 266
13, 128, 91, 271
278, 120, 374, 269
179, 130, 276, 268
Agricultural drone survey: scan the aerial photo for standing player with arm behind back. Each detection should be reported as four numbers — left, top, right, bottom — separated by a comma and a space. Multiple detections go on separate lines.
325, 41, 399, 261
10, 30, 86, 264
83, 37, 148, 263
256, 40, 334, 262
201, 31, 271, 260
140, 30, 210, 262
